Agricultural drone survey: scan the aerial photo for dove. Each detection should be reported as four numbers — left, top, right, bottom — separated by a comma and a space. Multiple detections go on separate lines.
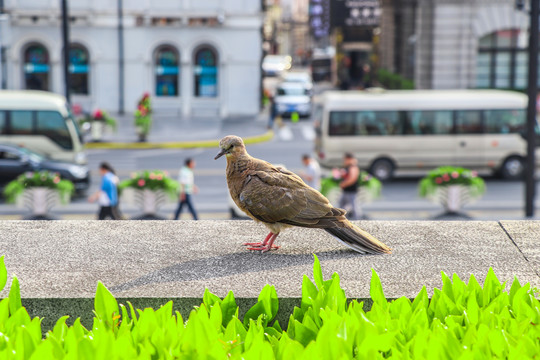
214, 135, 391, 254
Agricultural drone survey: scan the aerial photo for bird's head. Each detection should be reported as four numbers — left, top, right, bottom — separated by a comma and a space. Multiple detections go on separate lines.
214, 135, 246, 160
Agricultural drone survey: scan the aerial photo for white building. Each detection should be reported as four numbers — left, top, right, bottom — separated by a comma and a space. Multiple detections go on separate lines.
380, 0, 530, 91
1, 0, 264, 119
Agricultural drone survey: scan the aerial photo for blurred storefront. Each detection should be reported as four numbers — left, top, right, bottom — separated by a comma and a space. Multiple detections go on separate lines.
1, 1, 264, 119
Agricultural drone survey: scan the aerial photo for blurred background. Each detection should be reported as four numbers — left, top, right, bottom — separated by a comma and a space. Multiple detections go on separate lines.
0, 0, 539, 221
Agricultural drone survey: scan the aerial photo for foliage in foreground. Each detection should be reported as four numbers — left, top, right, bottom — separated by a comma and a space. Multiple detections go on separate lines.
0, 255, 538, 359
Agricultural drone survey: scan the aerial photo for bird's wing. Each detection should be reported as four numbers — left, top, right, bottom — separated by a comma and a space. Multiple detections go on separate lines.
238, 168, 339, 227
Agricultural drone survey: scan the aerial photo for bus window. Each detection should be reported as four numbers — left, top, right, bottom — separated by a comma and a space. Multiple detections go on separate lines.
405, 110, 453, 135
0, 111, 6, 134
329, 110, 401, 136
36, 111, 73, 150
11, 111, 33, 135
484, 109, 525, 134
456, 110, 483, 134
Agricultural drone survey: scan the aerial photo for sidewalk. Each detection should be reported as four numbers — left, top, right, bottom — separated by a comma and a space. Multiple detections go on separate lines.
84, 108, 273, 148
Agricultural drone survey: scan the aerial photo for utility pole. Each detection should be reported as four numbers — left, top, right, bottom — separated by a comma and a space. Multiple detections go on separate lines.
525, 0, 539, 217
117, 0, 125, 114
0, 0, 8, 89
61, 0, 70, 103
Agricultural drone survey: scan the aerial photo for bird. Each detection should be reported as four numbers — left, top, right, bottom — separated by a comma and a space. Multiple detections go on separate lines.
214, 135, 391, 255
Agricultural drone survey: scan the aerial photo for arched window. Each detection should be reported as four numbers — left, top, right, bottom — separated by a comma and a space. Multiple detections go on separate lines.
155, 45, 179, 96
69, 44, 90, 95
194, 46, 218, 97
476, 29, 530, 89
23, 43, 50, 91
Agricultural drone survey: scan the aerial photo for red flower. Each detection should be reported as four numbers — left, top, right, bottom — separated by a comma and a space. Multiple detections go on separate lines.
137, 179, 146, 187
93, 109, 103, 120
435, 177, 443, 184
451, 171, 459, 179
442, 174, 450, 181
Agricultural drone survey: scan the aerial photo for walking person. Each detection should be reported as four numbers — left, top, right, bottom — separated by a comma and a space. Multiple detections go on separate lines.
338, 153, 362, 220
88, 162, 119, 220
173, 158, 199, 220
299, 154, 321, 191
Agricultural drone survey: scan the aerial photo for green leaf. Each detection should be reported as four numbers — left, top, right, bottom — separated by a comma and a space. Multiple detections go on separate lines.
312, 254, 324, 289
370, 269, 387, 309
466, 293, 479, 325
203, 288, 221, 309
94, 281, 119, 328
412, 286, 429, 312
220, 291, 238, 328
8, 275, 22, 315
0, 256, 7, 292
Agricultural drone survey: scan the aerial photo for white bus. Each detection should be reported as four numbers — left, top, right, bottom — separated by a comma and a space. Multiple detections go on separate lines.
314, 89, 539, 180
0, 90, 86, 164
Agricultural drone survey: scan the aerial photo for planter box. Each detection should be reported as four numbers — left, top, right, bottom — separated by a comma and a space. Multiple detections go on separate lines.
122, 188, 169, 219
16, 187, 62, 219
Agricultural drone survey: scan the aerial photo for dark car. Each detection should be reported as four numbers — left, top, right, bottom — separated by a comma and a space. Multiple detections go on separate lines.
0, 143, 90, 194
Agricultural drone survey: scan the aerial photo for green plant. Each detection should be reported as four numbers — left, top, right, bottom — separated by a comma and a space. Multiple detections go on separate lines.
0, 255, 539, 358
78, 109, 117, 131
118, 170, 179, 199
376, 68, 415, 90
2, 171, 74, 204
419, 166, 486, 198
320, 170, 382, 199
134, 92, 152, 136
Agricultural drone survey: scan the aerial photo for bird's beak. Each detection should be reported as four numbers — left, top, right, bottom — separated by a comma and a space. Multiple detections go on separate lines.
214, 149, 226, 160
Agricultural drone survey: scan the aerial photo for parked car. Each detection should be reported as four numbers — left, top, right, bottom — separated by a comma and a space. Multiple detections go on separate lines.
280, 71, 313, 95
262, 55, 292, 77
274, 82, 312, 118
0, 143, 90, 195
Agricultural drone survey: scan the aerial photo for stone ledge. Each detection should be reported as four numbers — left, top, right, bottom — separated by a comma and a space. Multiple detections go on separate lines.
0, 220, 538, 301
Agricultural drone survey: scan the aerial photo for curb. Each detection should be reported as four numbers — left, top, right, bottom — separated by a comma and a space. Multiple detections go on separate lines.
84, 130, 274, 150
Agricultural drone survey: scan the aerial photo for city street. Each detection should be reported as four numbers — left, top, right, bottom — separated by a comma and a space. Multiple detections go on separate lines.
0, 116, 537, 221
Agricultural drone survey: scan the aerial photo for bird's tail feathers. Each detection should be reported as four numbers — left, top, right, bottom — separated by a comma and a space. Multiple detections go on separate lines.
324, 222, 391, 255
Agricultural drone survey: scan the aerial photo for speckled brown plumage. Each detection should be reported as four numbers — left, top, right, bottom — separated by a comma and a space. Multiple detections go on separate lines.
214, 135, 391, 254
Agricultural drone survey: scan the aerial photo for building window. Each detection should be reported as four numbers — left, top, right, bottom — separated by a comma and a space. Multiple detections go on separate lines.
155, 45, 179, 96
23, 43, 49, 91
476, 29, 532, 89
69, 44, 90, 95
194, 46, 218, 97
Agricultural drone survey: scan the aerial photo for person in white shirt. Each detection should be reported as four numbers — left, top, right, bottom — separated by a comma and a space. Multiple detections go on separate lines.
300, 154, 321, 191
173, 158, 199, 220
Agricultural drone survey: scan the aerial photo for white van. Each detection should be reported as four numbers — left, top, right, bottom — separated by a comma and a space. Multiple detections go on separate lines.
0, 90, 86, 164
314, 89, 539, 180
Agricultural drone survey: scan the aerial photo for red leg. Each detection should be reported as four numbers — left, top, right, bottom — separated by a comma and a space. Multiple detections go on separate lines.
247, 233, 280, 252
244, 232, 273, 247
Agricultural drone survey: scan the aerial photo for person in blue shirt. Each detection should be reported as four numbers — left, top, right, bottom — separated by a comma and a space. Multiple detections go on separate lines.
88, 162, 119, 219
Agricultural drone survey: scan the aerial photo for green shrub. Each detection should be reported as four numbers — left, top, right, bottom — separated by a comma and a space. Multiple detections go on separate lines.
118, 170, 179, 199
0, 255, 538, 358
419, 166, 486, 198
2, 170, 74, 204
320, 170, 381, 199
376, 68, 415, 90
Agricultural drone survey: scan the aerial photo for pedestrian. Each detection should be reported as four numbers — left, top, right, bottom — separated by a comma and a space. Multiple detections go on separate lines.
268, 95, 277, 129
173, 158, 199, 220
300, 154, 321, 191
88, 161, 119, 220
338, 152, 362, 219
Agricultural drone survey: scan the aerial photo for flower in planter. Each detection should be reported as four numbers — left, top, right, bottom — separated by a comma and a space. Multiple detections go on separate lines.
320, 170, 382, 200
119, 170, 179, 199
418, 166, 485, 199
3, 170, 74, 204
78, 108, 117, 132
134, 93, 152, 138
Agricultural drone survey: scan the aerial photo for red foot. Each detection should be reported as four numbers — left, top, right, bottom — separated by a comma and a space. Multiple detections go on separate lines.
243, 242, 263, 246
247, 245, 281, 252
